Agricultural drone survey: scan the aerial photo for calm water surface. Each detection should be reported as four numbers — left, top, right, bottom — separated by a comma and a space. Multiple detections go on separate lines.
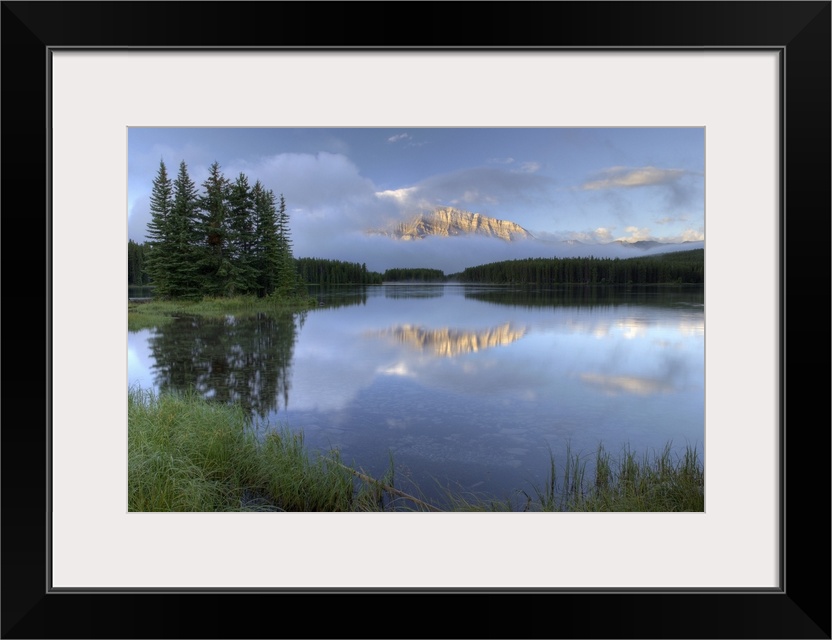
128, 284, 704, 507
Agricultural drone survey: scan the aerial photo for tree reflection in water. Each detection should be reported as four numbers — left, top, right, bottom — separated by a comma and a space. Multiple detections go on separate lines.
148, 310, 305, 422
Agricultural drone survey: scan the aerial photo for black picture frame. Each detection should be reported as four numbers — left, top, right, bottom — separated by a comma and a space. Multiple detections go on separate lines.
3, 2, 829, 638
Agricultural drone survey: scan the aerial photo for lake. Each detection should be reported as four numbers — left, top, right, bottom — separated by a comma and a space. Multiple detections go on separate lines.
128, 284, 704, 509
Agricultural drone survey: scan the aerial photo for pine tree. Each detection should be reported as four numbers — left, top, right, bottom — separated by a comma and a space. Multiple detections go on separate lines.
128, 240, 149, 286
198, 161, 232, 296
144, 160, 174, 295
167, 161, 202, 298
252, 181, 280, 296
141, 159, 311, 300
227, 173, 258, 295
274, 193, 299, 293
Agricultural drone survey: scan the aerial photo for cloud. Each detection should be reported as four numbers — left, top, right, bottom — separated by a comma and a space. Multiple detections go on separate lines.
516, 162, 541, 174
576, 166, 703, 224
592, 227, 614, 242
655, 215, 688, 225
231, 152, 376, 209
368, 166, 554, 224
581, 225, 705, 245
225, 152, 419, 241
451, 190, 499, 207
679, 229, 705, 242
534, 224, 704, 248
128, 146, 703, 279
391, 166, 552, 215
581, 166, 686, 190
536, 227, 617, 244
129, 151, 395, 245
375, 187, 433, 211
387, 133, 411, 143
128, 194, 151, 242
618, 226, 653, 242
579, 373, 674, 396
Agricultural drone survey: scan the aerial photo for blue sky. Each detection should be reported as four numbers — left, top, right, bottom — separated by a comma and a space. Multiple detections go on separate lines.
128, 127, 704, 274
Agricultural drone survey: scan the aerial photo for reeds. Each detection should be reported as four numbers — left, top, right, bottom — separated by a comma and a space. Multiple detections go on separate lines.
128, 387, 704, 512
129, 386, 383, 512
525, 442, 704, 512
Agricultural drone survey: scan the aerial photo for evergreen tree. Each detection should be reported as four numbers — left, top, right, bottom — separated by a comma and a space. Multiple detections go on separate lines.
140, 159, 314, 300
227, 173, 258, 295
252, 181, 280, 296
167, 161, 202, 298
274, 193, 299, 293
128, 240, 150, 286
198, 161, 232, 296
143, 160, 174, 294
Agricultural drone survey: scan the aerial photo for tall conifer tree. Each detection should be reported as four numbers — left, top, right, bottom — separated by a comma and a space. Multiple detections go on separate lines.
144, 160, 174, 295
198, 161, 232, 296
252, 180, 280, 297
167, 160, 202, 298
227, 173, 258, 295
274, 193, 299, 292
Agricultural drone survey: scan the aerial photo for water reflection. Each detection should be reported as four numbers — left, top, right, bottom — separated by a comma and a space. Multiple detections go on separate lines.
579, 372, 675, 396
373, 322, 528, 356
311, 286, 369, 309
384, 285, 444, 299
129, 284, 704, 505
145, 311, 303, 421
465, 284, 704, 309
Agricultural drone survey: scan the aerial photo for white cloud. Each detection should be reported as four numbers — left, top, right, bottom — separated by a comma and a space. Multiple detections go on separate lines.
656, 214, 688, 225
593, 227, 614, 242
375, 187, 414, 203
451, 190, 499, 206
680, 229, 705, 242
400, 167, 552, 214
582, 166, 686, 190
516, 162, 541, 173
387, 133, 411, 143
616, 227, 652, 242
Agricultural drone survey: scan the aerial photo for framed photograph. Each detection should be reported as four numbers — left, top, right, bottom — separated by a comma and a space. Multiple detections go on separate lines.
4, 1, 829, 638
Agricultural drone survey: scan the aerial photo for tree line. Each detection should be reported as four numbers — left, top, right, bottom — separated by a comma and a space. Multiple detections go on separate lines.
452, 249, 704, 285
295, 257, 383, 285
381, 267, 446, 282
128, 239, 151, 286
140, 159, 302, 299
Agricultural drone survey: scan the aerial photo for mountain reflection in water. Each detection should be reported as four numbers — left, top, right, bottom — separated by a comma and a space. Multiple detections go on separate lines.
373, 322, 528, 357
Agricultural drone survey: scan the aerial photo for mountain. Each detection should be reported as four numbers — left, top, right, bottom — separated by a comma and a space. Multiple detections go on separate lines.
369, 207, 534, 242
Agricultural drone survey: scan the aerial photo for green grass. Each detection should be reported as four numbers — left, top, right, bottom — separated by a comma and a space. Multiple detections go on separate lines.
128, 387, 704, 512
128, 307, 176, 332
128, 293, 317, 331
523, 442, 705, 512
129, 387, 382, 511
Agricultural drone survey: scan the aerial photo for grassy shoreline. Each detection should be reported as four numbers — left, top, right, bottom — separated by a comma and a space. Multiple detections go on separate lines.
128, 293, 317, 331
128, 387, 704, 512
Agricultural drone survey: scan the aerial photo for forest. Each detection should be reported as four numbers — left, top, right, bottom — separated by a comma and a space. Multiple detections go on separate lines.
450, 249, 704, 285
296, 257, 383, 285
133, 159, 302, 300
132, 241, 704, 289
380, 267, 446, 282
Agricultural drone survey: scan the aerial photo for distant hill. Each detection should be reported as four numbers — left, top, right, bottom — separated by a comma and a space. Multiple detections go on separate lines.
368, 206, 534, 242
